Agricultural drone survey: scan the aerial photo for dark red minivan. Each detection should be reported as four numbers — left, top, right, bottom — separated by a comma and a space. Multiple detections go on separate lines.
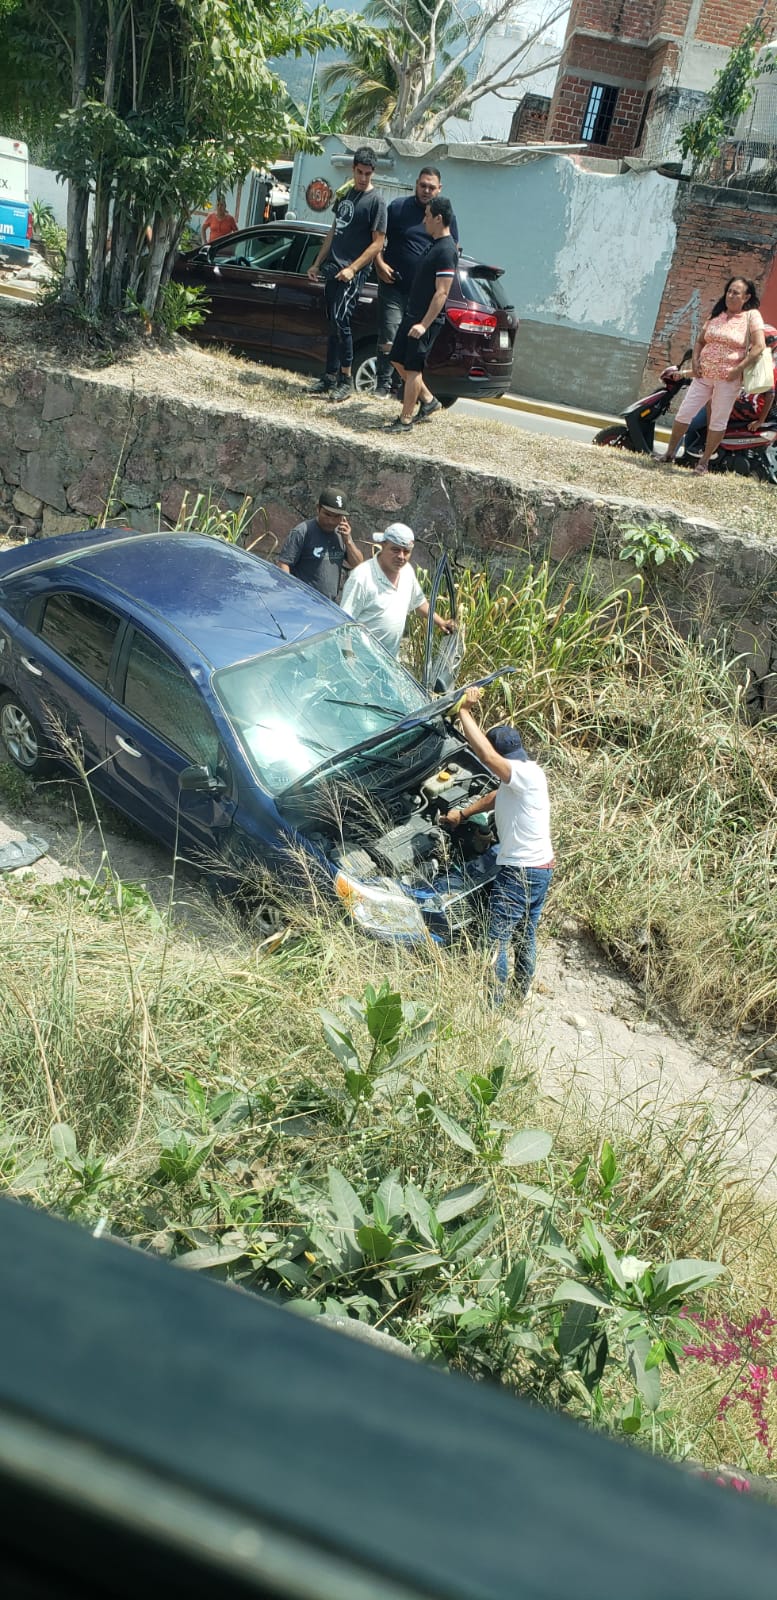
173, 221, 518, 406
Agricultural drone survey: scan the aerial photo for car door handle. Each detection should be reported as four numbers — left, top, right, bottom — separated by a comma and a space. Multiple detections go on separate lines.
21, 656, 43, 677
115, 735, 142, 758
251, 281, 276, 290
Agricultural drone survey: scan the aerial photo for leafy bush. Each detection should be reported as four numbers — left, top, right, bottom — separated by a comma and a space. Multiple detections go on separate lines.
618, 520, 698, 570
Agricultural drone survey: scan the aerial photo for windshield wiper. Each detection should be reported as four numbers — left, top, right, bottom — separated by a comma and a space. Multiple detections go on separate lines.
324, 698, 405, 718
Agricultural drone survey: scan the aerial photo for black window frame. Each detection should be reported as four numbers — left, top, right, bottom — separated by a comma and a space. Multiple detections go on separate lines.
35, 589, 124, 693
581, 83, 619, 145
117, 625, 225, 775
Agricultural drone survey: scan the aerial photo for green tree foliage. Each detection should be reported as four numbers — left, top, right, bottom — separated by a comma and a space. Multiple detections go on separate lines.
319, 0, 468, 136
679, 19, 766, 174
0, 0, 363, 321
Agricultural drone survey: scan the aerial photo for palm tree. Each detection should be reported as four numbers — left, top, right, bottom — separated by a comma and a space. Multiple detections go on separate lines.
319, 0, 467, 137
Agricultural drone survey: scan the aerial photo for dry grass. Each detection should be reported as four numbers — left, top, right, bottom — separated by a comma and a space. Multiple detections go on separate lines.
3, 301, 777, 542
2, 865, 777, 1470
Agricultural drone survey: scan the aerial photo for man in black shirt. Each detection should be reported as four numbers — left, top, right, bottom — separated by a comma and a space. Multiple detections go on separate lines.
277, 486, 364, 602
375, 168, 459, 396
306, 147, 387, 405
387, 196, 457, 433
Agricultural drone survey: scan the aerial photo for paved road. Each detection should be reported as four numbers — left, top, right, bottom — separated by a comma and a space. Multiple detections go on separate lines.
459, 396, 602, 444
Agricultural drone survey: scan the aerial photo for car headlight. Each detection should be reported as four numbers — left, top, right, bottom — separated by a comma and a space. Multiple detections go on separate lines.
334, 871, 426, 940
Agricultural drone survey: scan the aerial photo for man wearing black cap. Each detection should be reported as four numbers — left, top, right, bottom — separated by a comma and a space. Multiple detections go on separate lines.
444, 687, 554, 1004
277, 488, 364, 602
306, 146, 388, 405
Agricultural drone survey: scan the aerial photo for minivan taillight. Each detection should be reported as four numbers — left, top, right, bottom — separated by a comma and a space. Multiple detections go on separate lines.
26, 211, 33, 240
446, 305, 498, 333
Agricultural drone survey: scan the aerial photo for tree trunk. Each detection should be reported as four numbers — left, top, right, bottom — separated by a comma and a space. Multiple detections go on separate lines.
61, 0, 91, 307
87, 172, 112, 317
62, 185, 90, 307
142, 215, 175, 317
107, 205, 135, 308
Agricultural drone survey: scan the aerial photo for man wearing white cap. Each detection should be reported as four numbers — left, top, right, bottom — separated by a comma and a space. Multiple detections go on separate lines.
340, 522, 456, 658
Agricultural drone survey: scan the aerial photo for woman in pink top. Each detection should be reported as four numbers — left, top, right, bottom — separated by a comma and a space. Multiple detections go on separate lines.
660, 276, 766, 475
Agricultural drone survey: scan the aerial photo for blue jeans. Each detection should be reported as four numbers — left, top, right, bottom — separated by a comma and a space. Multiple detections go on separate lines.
488, 865, 553, 1004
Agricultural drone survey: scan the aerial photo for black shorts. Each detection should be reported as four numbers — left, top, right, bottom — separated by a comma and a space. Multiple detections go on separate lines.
390, 315, 442, 373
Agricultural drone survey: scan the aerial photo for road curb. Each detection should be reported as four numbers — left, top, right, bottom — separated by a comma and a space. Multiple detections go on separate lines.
486, 392, 672, 443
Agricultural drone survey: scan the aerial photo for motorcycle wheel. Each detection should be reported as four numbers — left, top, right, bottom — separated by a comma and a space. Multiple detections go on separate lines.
593, 425, 633, 449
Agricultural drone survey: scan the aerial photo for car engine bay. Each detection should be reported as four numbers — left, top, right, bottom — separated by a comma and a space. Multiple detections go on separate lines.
294, 740, 498, 929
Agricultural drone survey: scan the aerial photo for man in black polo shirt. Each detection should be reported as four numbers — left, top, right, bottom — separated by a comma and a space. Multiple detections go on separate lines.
277, 487, 364, 602
387, 196, 457, 433
306, 147, 387, 405
374, 168, 459, 397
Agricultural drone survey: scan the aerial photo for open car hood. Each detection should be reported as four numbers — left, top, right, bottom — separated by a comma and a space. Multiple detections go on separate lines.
279, 667, 516, 800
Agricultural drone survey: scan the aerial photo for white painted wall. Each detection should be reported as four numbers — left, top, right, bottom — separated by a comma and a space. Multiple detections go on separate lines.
444, 23, 563, 143
29, 163, 68, 224
536, 161, 677, 338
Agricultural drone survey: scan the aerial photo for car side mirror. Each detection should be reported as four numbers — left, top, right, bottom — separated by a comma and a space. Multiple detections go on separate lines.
179, 764, 226, 795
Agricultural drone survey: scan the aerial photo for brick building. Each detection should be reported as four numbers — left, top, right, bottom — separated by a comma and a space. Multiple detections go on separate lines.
543, 0, 777, 159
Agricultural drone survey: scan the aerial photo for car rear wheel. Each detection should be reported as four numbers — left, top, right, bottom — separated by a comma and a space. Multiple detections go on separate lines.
353, 349, 378, 394
0, 692, 49, 775
437, 396, 456, 409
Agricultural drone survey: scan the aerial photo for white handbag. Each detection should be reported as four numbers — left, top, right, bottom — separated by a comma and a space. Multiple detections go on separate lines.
742, 313, 775, 395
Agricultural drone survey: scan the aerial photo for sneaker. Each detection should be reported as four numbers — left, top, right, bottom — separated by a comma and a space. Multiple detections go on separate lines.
329, 378, 354, 403
309, 373, 337, 395
374, 383, 393, 398
415, 397, 442, 422
385, 415, 414, 433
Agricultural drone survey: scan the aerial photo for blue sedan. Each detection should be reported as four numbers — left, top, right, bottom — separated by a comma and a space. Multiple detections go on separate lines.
0, 529, 500, 941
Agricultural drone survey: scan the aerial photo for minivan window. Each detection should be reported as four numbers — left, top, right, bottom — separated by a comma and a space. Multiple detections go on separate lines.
457, 269, 512, 310
123, 630, 220, 769
39, 592, 121, 689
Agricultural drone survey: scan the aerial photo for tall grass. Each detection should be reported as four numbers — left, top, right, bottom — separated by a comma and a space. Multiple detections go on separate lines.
410, 560, 776, 1031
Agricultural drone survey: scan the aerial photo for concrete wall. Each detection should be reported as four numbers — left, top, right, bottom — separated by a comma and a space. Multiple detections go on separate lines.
0, 362, 774, 713
29, 164, 68, 226
289, 140, 677, 412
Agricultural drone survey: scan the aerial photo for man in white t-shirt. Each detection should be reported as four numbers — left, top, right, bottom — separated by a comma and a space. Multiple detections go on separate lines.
444, 687, 554, 1003
340, 522, 456, 657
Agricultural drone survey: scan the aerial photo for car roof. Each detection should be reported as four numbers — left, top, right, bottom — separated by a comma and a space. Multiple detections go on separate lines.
0, 529, 342, 670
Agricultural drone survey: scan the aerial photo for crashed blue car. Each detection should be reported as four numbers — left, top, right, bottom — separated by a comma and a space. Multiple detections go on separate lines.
0, 529, 501, 941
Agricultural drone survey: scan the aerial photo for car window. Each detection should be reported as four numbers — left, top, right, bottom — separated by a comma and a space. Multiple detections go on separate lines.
39, 592, 122, 689
211, 232, 297, 270
457, 269, 512, 310
123, 630, 220, 769
297, 236, 326, 275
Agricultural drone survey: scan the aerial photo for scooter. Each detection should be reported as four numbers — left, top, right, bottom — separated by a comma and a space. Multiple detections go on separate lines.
594, 331, 777, 483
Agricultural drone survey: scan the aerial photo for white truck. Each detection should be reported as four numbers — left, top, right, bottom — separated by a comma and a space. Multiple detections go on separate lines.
0, 136, 32, 265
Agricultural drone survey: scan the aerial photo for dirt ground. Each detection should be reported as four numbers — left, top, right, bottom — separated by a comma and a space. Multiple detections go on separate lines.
2, 299, 777, 542
2, 769, 775, 1200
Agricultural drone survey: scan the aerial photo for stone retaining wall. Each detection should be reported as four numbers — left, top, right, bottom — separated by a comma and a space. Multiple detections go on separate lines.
1, 364, 775, 713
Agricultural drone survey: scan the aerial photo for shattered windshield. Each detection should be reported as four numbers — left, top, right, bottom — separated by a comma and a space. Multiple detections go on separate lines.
214, 623, 427, 794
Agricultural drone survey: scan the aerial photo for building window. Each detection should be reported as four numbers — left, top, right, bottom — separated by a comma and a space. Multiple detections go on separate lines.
581, 83, 619, 144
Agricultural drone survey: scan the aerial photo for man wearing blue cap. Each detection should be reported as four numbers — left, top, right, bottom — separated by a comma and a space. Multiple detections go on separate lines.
444, 686, 554, 1004
340, 522, 456, 657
